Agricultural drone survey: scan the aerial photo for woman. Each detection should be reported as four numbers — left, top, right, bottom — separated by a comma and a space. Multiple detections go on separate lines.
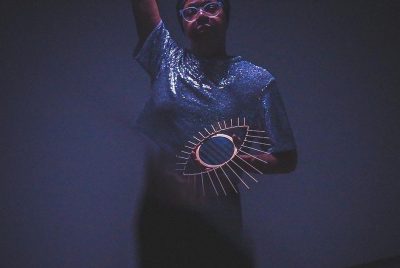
131, 0, 297, 267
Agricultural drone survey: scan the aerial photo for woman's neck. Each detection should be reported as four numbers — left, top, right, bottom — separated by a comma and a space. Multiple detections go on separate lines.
191, 39, 227, 59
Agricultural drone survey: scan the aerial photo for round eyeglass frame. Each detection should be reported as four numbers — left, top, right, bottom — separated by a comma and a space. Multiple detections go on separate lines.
179, 2, 224, 22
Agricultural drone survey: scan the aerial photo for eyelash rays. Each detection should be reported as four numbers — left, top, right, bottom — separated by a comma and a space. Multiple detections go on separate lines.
176, 117, 271, 196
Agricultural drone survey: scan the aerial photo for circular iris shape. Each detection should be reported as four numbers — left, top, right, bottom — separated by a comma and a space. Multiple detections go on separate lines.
196, 134, 237, 168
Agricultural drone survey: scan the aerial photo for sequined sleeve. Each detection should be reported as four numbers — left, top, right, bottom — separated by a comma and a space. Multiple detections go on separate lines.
261, 80, 297, 153
134, 20, 180, 79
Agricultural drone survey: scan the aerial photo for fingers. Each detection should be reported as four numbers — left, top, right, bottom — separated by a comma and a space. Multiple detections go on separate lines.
231, 134, 242, 147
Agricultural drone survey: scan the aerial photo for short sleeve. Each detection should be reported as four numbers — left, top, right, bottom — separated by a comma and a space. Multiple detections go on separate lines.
260, 80, 296, 153
133, 20, 180, 79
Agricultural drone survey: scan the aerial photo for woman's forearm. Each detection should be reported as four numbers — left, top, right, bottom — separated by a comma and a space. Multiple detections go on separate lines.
239, 150, 297, 174
131, 0, 161, 42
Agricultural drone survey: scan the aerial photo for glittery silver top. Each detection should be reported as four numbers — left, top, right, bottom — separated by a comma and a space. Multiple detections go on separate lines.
134, 20, 296, 160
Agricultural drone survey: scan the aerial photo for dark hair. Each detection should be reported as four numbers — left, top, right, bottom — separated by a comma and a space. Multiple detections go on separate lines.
176, 0, 231, 30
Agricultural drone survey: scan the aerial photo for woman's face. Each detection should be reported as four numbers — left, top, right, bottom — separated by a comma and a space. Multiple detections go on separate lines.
181, 0, 227, 41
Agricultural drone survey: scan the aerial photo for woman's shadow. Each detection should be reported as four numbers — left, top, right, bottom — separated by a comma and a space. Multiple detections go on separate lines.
133, 152, 255, 268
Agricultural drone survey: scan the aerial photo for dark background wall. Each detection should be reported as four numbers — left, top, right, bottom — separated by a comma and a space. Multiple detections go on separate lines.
2, 1, 399, 267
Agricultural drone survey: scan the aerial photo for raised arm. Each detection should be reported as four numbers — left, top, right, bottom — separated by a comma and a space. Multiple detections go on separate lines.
130, 0, 161, 44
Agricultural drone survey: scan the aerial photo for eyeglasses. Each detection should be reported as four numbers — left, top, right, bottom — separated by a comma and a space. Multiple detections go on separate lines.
179, 2, 224, 22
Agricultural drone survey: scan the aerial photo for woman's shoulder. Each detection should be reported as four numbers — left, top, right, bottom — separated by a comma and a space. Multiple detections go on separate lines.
233, 57, 275, 87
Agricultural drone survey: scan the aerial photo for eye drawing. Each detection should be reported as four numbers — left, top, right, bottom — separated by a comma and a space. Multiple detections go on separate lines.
176, 117, 272, 196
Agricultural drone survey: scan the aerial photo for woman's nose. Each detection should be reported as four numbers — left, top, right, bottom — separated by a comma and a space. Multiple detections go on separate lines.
196, 10, 209, 21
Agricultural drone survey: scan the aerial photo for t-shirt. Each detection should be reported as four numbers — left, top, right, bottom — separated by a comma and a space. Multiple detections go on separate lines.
134, 20, 296, 167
